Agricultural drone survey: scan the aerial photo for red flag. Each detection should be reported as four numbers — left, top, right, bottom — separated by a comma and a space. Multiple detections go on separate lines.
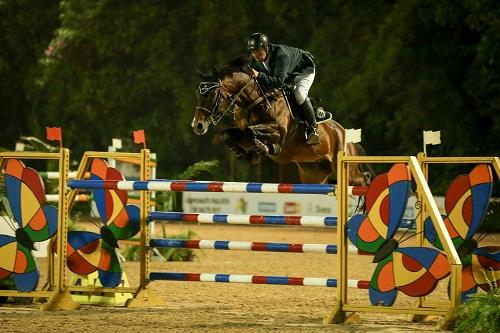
46, 127, 63, 146
133, 129, 146, 147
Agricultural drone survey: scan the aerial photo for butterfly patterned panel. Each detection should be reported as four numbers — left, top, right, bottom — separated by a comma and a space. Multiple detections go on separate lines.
0, 159, 58, 292
348, 163, 450, 306
424, 164, 500, 302
66, 158, 140, 288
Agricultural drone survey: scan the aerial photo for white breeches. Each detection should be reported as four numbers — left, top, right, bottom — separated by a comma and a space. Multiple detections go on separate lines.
293, 69, 315, 105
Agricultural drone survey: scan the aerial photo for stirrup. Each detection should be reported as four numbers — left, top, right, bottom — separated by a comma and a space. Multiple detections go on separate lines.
306, 127, 320, 145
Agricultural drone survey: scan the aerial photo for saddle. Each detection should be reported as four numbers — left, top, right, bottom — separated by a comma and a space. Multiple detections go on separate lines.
280, 86, 332, 124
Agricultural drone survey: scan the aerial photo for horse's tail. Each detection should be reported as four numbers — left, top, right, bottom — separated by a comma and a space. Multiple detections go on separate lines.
349, 143, 375, 214
354, 143, 376, 186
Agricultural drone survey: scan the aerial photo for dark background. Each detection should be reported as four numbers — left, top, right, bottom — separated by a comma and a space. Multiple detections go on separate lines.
1, 0, 499, 189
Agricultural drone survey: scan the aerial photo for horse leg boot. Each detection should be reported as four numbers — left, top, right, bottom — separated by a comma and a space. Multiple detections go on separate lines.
247, 124, 282, 155
300, 97, 320, 145
220, 129, 251, 160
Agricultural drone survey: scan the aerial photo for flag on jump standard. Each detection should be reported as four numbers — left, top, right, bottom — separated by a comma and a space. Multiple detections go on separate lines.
46, 127, 63, 147
344, 128, 362, 152
423, 130, 441, 155
133, 129, 146, 149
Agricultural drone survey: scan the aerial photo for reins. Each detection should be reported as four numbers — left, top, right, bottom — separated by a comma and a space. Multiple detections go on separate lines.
222, 75, 273, 116
221, 76, 255, 114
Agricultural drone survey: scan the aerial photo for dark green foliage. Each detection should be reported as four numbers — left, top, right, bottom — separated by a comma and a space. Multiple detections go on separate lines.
0, 0, 499, 183
0, 0, 60, 149
454, 279, 500, 333
481, 199, 500, 232
0, 277, 15, 303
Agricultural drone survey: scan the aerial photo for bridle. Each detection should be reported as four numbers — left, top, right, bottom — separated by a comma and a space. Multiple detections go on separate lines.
196, 81, 224, 125
196, 73, 272, 125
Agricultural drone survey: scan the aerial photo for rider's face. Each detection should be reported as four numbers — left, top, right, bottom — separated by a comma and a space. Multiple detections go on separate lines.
251, 47, 267, 62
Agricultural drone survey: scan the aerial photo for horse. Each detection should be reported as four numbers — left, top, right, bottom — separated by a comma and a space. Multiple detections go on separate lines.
192, 59, 372, 185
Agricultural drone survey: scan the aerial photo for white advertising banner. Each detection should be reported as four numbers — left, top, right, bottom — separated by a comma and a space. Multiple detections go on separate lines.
182, 192, 444, 218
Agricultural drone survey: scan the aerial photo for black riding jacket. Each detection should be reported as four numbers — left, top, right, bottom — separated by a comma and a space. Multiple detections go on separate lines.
249, 43, 315, 89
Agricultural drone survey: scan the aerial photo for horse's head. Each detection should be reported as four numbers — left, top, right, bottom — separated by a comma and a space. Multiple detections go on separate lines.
192, 73, 223, 135
192, 57, 254, 136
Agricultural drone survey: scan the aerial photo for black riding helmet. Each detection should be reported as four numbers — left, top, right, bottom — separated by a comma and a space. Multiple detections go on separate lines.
247, 33, 269, 51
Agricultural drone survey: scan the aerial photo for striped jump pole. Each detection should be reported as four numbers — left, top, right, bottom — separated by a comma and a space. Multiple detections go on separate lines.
46, 194, 90, 203
149, 272, 370, 289
68, 179, 368, 195
148, 212, 416, 229
149, 211, 336, 227
150, 238, 366, 255
38, 171, 91, 179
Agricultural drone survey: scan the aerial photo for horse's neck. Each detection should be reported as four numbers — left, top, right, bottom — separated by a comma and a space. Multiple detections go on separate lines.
222, 72, 256, 99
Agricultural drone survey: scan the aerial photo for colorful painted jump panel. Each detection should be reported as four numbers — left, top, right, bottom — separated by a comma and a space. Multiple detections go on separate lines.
424, 164, 500, 302
0, 159, 58, 291
348, 163, 450, 306
66, 158, 140, 288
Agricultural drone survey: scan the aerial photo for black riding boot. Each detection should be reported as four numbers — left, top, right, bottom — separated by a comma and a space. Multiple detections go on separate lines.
301, 97, 320, 145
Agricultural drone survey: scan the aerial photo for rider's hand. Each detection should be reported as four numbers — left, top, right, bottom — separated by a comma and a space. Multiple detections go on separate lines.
251, 68, 259, 77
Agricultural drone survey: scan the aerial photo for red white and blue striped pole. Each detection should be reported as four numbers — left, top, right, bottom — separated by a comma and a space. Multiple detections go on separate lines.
68, 179, 368, 195
147, 212, 415, 229
150, 238, 365, 255
148, 212, 336, 227
149, 272, 370, 289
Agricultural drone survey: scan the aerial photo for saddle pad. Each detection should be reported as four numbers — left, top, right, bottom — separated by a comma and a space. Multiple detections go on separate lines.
316, 108, 332, 124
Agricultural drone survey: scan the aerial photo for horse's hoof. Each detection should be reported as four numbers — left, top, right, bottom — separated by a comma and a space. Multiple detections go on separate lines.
254, 140, 269, 155
269, 144, 281, 155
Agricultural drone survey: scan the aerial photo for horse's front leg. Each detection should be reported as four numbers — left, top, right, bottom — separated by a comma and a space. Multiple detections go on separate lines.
220, 128, 262, 163
247, 123, 282, 155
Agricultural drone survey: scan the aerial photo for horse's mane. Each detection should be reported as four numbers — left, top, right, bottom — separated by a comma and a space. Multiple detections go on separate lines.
218, 55, 250, 77
197, 55, 250, 82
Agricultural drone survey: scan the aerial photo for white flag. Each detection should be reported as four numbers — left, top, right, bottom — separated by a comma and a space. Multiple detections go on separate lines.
15, 142, 25, 151
345, 128, 362, 144
423, 130, 441, 145
112, 138, 122, 149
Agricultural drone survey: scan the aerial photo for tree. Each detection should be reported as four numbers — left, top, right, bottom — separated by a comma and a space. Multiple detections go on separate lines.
0, 0, 59, 148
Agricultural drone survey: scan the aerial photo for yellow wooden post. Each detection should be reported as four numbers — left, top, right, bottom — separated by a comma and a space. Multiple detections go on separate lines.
41, 149, 79, 310
126, 149, 163, 307
324, 151, 350, 324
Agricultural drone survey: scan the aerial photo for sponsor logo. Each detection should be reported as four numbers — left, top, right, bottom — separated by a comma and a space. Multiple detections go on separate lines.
258, 202, 276, 213
284, 202, 301, 214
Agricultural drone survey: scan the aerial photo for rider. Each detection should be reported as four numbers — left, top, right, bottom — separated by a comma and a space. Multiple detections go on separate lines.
247, 32, 320, 145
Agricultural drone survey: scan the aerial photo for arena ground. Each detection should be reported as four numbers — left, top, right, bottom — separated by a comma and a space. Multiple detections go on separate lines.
1, 224, 498, 333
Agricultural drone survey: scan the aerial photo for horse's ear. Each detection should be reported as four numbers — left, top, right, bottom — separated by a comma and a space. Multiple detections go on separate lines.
195, 68, 208, 78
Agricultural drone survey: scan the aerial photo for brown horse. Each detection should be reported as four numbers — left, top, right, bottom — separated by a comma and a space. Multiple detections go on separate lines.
192, 62, 371, 185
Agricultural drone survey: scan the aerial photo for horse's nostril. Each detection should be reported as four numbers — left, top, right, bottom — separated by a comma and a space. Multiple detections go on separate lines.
197, 123, 203, 130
